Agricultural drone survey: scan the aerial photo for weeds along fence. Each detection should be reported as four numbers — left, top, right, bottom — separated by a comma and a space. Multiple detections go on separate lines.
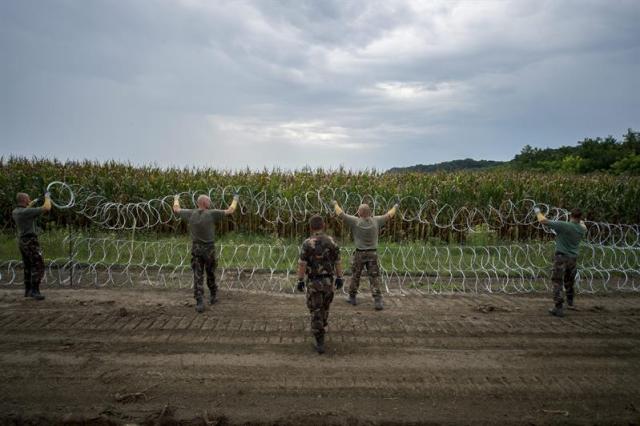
1, 177, 639, 294
4, 181, 640, 247
1, 158, 639, 242
0, 237, 638, 294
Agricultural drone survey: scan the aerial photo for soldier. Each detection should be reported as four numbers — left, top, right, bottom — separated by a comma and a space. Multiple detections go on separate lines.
332, 201, 397, 310
535, 206, 587, 317
297, 215, 344, 354
12, 192, 53, 300
173, 193, 238, 313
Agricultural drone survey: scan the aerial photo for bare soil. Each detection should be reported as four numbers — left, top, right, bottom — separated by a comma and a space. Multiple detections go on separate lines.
0, 287, 639, 425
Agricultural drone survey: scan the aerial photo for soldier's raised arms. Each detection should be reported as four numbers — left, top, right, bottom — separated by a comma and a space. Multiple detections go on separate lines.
383, 203, 398, 220
534, 206, 587, 317
173, 193, 236, 313
173, 195, 181, 214
224, 193, 240, 216
42, 193, 52, 212
333, 200, 393, 310
536, 207, 587, 231
333, 200, 398, 220
13, 192, 53, 301
174, 193, 238, 215
332, 200, 344, 217
534, 207, 548, 224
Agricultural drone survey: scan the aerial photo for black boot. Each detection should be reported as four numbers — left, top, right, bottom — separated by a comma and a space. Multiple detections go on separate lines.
195, 297, 205, 313
567, 297, 576, 310
23, 270, 32, 297
549, 305, 564, 317
346, 294, 357, 305
374, 296, 384, 311
208, 282, 218, 305
315, 335, 325, 354
30, 282, 45, 301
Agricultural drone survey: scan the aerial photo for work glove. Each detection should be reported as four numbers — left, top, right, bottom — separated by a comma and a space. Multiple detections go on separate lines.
233, 192, 240, 202
332, 200, 344, 215
533, 207, 541, 214
42, 192, 53, 211
296, 279, 305, 292
334, 277, 344, 290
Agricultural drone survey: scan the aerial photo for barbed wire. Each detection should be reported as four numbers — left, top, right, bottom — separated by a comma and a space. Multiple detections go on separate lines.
44, 181, 640, 247
0, 237, 638, 294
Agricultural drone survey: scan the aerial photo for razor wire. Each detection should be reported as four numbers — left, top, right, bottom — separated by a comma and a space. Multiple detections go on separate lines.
44, 181, 640, 247
0, 237, 638, 294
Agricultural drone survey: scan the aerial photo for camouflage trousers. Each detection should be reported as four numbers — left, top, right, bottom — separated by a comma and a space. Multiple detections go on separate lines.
349, 250, 382, 297
18, 236, 44, 295
191, 242, 217, 300
551, 253, 577, 308
306, 278, 334, 338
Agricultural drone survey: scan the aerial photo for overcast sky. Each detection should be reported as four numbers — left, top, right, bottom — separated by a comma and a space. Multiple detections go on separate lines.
1, 0, 639, 170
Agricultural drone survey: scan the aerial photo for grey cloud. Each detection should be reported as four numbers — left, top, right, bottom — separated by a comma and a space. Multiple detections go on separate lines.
0, 0, 638, 169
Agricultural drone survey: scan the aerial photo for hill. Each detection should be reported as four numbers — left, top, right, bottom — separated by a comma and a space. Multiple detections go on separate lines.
388, 129, 639, 175
387, 158, 504, 173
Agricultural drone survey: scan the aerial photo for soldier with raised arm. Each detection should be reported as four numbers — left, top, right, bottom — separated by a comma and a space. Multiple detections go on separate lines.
333, 201, 398, 310
173, 193, 238, 313
535, 206, 587, 317
12, 192, 53, 300
297, 215, 343, 354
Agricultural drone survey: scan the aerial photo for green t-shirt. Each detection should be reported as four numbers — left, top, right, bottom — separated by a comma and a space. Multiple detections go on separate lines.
547, 220, 586, 257
12, 207, 45, 238
178, 209, 226, 244
342, 214, 387, 250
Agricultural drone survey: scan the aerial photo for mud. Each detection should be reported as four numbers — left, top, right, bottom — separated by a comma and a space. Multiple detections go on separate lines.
0, 287, 639, 424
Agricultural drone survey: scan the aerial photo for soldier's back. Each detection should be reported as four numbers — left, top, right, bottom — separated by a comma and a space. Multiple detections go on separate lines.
301, 233, 339, 277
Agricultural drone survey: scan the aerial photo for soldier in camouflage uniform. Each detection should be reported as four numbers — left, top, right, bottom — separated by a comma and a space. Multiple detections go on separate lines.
12, 192, 53, 300
173, 193, 239, 313
535, 207, 587, 317
332, 201, 398, 310
297, 215, 344, 354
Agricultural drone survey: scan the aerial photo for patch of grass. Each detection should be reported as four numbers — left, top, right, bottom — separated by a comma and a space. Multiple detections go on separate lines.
2, 231, 637, 279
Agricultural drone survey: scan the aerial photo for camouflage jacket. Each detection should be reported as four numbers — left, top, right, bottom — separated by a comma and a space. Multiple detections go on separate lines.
299, 232, 340, 279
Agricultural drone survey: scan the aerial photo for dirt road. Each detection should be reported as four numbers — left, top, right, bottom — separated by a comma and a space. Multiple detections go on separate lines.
0, 287, 639, 425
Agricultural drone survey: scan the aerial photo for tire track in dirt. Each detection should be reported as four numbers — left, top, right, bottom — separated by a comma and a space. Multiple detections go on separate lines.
0, 288, 639, 424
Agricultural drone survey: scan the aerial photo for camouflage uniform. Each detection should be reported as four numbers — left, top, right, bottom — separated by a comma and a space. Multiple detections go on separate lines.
12, 206, 47, 297
191, 242, 217, 300
350, 250, 381, 297
340, 214, 387, 299
547, 220, 585, 309
551, 253, 577, 307
300, 232, 340, 339
18, 236, 45, 296
177, 208, 225, 302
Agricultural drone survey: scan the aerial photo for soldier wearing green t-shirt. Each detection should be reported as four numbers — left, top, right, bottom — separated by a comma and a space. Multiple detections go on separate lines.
535, 207, 587, 317
332, 201, 398, 310
12, 192, 53, 300
173, 193, 239, 313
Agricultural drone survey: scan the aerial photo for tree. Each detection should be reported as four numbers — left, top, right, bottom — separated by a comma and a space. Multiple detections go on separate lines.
612, 155, 640, 175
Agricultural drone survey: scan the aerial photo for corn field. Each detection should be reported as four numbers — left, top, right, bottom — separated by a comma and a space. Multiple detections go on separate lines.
1, 157, 639, 243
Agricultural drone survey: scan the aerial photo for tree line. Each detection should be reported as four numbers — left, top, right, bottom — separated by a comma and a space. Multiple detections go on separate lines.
513, 129, 640, 174
389, 129, 640, 175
